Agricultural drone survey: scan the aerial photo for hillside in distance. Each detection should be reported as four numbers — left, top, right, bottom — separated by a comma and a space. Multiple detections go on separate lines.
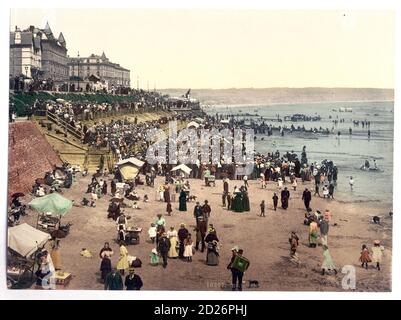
159, 88, 394, 106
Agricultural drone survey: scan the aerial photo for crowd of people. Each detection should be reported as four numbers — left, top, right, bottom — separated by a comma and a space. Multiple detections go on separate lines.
8, 94, 388, 291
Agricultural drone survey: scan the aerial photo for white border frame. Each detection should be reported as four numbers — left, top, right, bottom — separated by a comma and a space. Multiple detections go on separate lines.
0, 0, 399, 300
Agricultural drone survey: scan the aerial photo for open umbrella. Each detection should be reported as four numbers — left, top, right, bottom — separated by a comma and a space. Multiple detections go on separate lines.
110, 197, 124, 203
51, 229, 67, 239
11, 192, 25, 198
28, 193, 72, 216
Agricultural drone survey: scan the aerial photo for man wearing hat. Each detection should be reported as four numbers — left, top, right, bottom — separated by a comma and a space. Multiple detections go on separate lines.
124, 268, 143, 290
302, 188, 312, 210
194, 217, 207, 252
178, 223, 189, 259
202, 200, 212, 225
193, 202, 203, 224
227, 247, 249, 291
104, 268, 123, 290
157, 233, 171, 268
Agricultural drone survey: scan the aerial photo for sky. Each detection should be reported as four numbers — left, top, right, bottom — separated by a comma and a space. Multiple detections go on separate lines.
9, 9, 395, 89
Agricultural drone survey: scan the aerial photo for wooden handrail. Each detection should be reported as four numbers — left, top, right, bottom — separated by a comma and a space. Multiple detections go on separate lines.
46, 111, 82, 140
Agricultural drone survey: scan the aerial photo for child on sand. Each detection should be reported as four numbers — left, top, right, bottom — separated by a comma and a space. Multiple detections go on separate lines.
148, 223, 157, 244
260, 173, 266, 189
359, 244, 371, 269
349, 176, 354, 191
292, 178, 297, 191
272, 193, 278, 211
278, 178, 283, 190
322, 185, 329, 198
183, 234, 194, 262
166, 201, 172, 216
150, 248, 159, 266
260, 200, 265, 217
371, 240, 384, 271
289, 231, 299, 263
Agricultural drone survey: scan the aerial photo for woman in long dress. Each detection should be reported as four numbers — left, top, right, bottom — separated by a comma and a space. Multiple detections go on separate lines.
163, 184, 170, 203
232, 192, 243, 212
167, 227, 178, 258
321, 245, 337, 275
241, 189, 250, 212
158, 185, 164, 201
99, 242, 113, 282
117, 242, 129, 275
96, 184, 102, 199
50, 237, 61, 271
179, 190, 187, 211
309, 219, 318, 248
206, 240, 219, 266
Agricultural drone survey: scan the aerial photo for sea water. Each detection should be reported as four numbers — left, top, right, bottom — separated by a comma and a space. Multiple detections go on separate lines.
207, 101, 393, 206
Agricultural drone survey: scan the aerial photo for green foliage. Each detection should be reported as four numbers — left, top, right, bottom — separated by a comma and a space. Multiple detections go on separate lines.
9, 91, 141, 116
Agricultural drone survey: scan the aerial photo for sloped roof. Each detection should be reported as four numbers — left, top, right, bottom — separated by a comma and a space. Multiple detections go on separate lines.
58, 32, 66, 44
8, 223, 51, 258
117, 157, 145, 168
171, 164, 192, 175
10, 31, 36, 46
44, 22, 52, 33
43, 22, 54, 40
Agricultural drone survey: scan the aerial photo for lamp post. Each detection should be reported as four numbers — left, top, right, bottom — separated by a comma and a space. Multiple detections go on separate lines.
121, 71, 123, 94
24, 66, 28, 78
77, 51, 80, 92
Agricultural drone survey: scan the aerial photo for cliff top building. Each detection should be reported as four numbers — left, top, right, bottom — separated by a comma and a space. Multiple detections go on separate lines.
9, 22, 68, 84
40, 22, 68, 83
9, 26, 43, 79
68, 52, 130, 89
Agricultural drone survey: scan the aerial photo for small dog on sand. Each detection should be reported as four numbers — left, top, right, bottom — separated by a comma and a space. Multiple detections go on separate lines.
372, 216, 381, 224
248, 280, 260, 288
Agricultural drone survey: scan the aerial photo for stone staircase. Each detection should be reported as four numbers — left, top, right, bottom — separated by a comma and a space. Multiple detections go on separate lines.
32, 110, 173, 173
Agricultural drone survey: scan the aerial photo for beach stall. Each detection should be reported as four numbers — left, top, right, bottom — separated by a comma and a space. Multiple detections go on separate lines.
29, 193, 73, 235
187, 121, 200, 129
171, 164, 192, 178
194, 117, 205, 123
117, 157, 145, 181
7, 223, 51, 288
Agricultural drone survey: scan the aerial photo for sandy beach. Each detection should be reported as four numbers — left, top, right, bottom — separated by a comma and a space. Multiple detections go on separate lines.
20, 174, 392, 291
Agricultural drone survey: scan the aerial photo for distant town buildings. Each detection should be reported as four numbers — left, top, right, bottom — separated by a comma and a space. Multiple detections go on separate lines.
9, 22, 130, 91
68, 52, 130, 88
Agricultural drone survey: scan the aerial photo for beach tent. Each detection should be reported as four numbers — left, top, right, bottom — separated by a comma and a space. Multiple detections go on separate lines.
187, 121, 200, 129
171, 164, 192, 177
117, 157, 145, 180
8, 223, 51, 258
28, 193, 72, 216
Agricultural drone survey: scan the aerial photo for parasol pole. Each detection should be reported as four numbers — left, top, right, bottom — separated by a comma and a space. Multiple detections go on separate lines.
36, 212, 40, 229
